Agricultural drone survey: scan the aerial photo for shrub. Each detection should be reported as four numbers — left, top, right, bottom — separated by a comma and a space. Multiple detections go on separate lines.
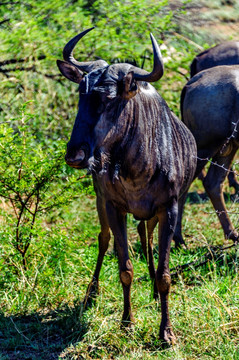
0, 103, 86, 269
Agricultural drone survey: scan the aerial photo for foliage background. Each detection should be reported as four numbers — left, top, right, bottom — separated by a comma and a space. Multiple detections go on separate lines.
0, 0, 238, 359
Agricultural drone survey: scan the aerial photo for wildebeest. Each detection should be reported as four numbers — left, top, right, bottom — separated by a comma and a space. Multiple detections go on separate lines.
190, 41, 239, 77
190, 41, 239, 192
175, 65, 239, 245
57, 27, 197, 344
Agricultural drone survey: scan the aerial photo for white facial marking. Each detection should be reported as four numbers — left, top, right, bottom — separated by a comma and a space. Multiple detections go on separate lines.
140, 83, 157, 96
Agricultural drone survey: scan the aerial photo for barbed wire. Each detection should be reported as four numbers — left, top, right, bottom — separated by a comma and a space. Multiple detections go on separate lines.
194, 115, 239, 176
196, 156, 239, 177
220, 118, 239, 154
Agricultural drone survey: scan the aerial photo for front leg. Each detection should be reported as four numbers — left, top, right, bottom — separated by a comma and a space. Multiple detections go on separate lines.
106, 201, 134, 326
84, 194, 110, 309
156, 200, 178, 346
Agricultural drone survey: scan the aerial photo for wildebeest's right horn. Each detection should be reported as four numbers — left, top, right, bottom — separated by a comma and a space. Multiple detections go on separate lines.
63, 27, 108, 73
132, 34, 164, 83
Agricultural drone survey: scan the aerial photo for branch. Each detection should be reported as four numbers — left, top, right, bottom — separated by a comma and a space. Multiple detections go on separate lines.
0, 54, 65, 83
0, 65, 36, 73
9, 196, 19, 219
170, 242, 238, 279
10, 317, 31, 342
0, 1, 21, 4
0, 54, 46, 67
0, 18, 10, 25
34, 70, 65, 83
0, 177, 35, 216
172, 31, 204, 51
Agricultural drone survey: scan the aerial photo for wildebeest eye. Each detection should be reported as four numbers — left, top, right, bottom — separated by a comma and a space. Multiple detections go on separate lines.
130, 81, 137, 92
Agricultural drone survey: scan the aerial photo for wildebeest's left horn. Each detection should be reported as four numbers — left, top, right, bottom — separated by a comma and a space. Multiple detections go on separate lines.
63, 27, 108, 73
133, 34, 164, 83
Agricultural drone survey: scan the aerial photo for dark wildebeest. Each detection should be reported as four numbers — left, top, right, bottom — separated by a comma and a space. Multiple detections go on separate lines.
57, 27, 196, 344
177, 65, 239, 245
190, 41, 239, 192
190, 41, 239, 78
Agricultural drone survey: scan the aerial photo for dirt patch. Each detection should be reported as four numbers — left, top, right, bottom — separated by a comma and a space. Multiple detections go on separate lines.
197, 21, 239, 39
171, 0, 239, 43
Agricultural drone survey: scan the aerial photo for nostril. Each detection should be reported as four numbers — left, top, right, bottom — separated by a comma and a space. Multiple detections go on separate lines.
65, 149, 86, 167
75, 149, 85, 162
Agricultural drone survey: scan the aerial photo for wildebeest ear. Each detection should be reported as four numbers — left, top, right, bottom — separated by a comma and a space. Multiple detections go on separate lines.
121, 71, 137, 100
57, 60, 83, 84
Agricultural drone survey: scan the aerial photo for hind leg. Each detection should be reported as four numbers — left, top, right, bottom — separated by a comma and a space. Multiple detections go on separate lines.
203, 143, 238, 242
174, 157, 209, 248
147, 217, 159, 298
173, 190, 189, 248
138, 217, 158, 298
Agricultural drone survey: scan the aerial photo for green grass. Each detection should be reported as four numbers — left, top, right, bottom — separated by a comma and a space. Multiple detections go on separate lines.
0, 192, 238, 359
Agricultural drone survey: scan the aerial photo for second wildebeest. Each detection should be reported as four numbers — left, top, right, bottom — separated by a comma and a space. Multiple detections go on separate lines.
190, 41, 239, 192
57, 27, 197, 345
190, 41, 239, 77
175, 65, 239, 245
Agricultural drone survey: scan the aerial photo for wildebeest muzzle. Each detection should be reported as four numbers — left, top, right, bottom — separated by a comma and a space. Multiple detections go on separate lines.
65, 143, 90, 169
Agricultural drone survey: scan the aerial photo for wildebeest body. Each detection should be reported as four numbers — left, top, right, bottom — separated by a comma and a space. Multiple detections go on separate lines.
184, 68, 239, 150
92, 84, 194, 220
190, 41, 239, 77
176, 65, 239, 243
57, 28, 197, 345
190, 41, 239, 192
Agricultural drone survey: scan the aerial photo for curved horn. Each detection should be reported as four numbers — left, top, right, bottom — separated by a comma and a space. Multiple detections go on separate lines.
132, 34, 164, 82
63, 27, 108, 73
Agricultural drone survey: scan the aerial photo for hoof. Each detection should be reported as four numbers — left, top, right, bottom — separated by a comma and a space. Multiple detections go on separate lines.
229, 183, 239, 194
121, 313, 135, 328
227, 231, 239, 243
173, 235, 187, 250
160, 327, 176, 347
83, 278, 99, 309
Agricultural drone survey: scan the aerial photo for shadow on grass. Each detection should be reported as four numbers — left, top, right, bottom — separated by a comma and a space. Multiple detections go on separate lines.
0, 298, 171, 359
0, 250, 237, 359
0, 301, 89, 360
186, 190, 239, 204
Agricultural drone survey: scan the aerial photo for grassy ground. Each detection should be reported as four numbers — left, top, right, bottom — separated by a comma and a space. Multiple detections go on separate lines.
0, 187, 238, 359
